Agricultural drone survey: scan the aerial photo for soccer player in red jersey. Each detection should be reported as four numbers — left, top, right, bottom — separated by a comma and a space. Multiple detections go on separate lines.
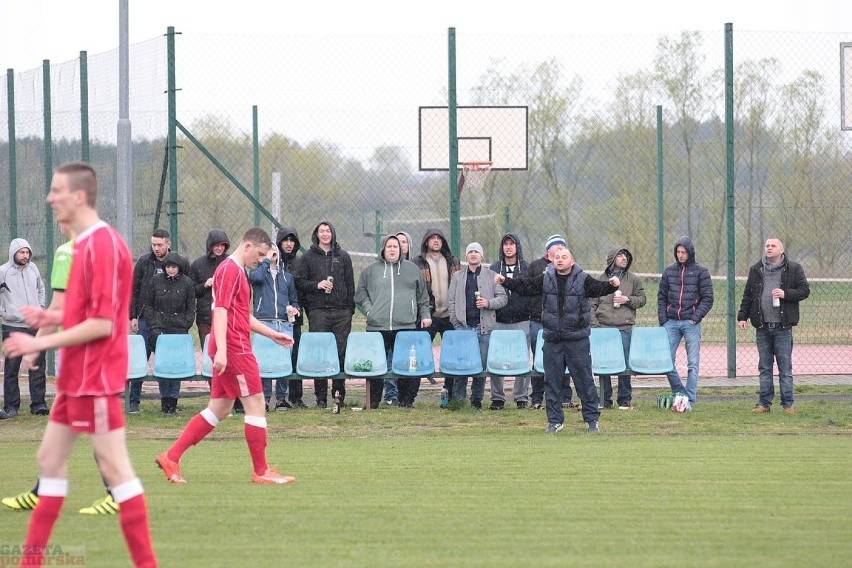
3, 162, 157, 567
156, 228, 296, 485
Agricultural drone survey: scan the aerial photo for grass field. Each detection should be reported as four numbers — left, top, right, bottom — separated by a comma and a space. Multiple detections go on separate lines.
2, 387, 851, 567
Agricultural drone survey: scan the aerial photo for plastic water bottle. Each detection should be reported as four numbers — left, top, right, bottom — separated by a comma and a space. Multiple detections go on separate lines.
408, 345, 417, 372
772, 296, 781, 308
325, 276, 334, 294
440, 388, 449, 408
613, 290, 623, 307
286, 305, 296, 323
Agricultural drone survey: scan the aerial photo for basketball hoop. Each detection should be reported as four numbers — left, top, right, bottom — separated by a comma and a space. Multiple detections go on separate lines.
458, 161, 492, 196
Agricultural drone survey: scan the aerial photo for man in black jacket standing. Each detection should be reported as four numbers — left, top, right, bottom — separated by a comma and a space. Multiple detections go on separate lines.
189, 229, 230, 348
738, 238, 809, 414
277, 226, 308, 408
295, 221, 355, 409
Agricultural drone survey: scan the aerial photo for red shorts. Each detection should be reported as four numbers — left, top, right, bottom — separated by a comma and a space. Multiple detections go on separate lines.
50, 393, 125, 434
210, 354, 262, 399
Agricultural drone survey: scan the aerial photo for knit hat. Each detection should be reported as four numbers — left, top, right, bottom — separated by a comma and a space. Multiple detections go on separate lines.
545, 234, 566, 250
465, 242, 484, 256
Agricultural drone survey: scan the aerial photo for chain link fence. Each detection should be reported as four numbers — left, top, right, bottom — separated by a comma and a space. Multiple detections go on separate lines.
2, 27, 851, 376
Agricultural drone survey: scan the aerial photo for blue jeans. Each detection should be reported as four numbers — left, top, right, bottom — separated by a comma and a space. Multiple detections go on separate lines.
543, 337, 599, 425
664, 319, 701, 405
601, 328, 632, 406
451, 326, 489, 403
756, 326, 794, 408
530, 320, 573, 405
260, 320, 293, 402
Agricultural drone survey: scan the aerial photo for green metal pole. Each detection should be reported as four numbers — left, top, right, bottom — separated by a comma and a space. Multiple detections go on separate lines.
448, 27, 460, 258
80, 51, 90, 162
656, 105, 664, 273
6, 69, 17, 239
725, 23, 737, 378
42, 60, 54, 282
252, 105, 260, 227
167, 27, 179, 248
374, 210, 382, 254
504, 206, 510, 234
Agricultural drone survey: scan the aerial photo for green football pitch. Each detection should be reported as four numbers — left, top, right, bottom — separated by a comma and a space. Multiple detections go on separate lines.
2, 389, 851, 567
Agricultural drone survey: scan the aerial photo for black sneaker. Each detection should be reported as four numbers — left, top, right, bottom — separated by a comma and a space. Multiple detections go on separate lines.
3, 408, 18, 418
587, 421, 600, 434
275, 400, 292, 411
470, 400, 482, 410
489, 401, 505, 411
516, 401, 528, 409
290, 399, 307, 409
128, 403, 140, 414
31, 406, 49, 416
233, 400, 245, 414
531, 402, 543, 410
0, 409, 10, 420
545, 423, 564, 434
316, 399, 327, 409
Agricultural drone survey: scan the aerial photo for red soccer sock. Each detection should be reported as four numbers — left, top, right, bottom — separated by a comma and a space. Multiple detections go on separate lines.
22, 478, 67, 565
113, 479, 157, 568
167, 409, 218, 462
244, 416, 268, 475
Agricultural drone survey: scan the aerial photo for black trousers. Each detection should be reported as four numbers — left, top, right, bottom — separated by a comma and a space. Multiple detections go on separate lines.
308, 308, 352, 403
2, 325, 47, 410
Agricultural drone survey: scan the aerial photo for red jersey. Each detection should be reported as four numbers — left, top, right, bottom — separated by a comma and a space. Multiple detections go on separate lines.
209, 256, 253, 360
59, 221, 132, 396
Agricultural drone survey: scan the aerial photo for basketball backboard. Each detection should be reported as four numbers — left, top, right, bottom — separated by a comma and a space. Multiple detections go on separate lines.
418, 106, 528, 170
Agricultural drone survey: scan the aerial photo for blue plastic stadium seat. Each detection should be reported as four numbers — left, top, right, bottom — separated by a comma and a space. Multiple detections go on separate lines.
628, 327, 674, 375
296, 332, 340, 377
438, 330, 483, 376
590, 328, 627, 375
253, 333, 293, 379
152, 334, 197, 379
200, 335, 213, 378
392, 330, 435, 376
486, 329, 531, 376
127, 334, 149, 380
343, 332, 387, 377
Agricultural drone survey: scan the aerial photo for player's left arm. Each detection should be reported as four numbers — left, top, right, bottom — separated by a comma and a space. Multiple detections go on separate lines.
4, 317, 112, 357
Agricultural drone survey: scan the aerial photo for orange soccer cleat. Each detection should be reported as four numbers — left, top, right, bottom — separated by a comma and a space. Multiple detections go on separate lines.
252, 466, 296, 485
156, 452, 187, 484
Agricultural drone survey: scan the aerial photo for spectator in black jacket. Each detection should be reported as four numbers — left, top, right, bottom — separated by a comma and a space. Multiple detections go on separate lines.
738, 238, 809, 414
526, 235, 576, 410
488, 233, 532, 409
128, 228, 172, 413
189, 229, 230, 348
295, 221, 355, 409
658, 236, 714, 410
143, 252, 196, 413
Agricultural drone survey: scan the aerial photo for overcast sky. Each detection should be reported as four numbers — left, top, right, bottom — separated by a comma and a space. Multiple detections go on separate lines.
2, 0, 850, 72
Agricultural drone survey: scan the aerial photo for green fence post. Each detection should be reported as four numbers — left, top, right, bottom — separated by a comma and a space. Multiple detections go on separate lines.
656, 105, 664, 274
725, 23, 737, 378
448, 27, 460, 258
253, 105, 260, 227
80, 51, 90, 162
42, 60, 54, 271
6, 69, 16, 239
167, 26, 179, 248
375, 210, 383, 254
504, 206, 510, 234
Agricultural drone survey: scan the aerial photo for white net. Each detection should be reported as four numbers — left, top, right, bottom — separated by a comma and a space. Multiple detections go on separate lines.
460, 161, 493, 192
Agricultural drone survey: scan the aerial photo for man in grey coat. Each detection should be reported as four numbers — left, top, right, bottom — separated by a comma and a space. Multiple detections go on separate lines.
447, 242, 507, 408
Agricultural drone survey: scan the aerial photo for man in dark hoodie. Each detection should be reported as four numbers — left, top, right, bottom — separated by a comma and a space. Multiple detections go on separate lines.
128, 228, 173, 414
295, 221, 355, 409
189, 229, 230, 348
591, 247, 647, 410
412, 228, 461, 402
738, 238, 809, 414
277, 226, 308, 408
143, 252, 196, 414
489, 233, 532, 409
658, 236, 714, 409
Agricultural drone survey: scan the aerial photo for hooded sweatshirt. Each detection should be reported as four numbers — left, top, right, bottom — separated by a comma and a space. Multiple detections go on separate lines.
489, 232, 531, 324
395, 230, 414, 261
276, 226, 305, 324
295, 220, 355, 313
0, 238, 46, 327
189, 229, 231, 325
657, 236, 714, 324
142, 252, 196, 332
355, 235, 430, 331
248, 236, 300, 322
412, 228, 461, 319
590, 246, 647, 330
